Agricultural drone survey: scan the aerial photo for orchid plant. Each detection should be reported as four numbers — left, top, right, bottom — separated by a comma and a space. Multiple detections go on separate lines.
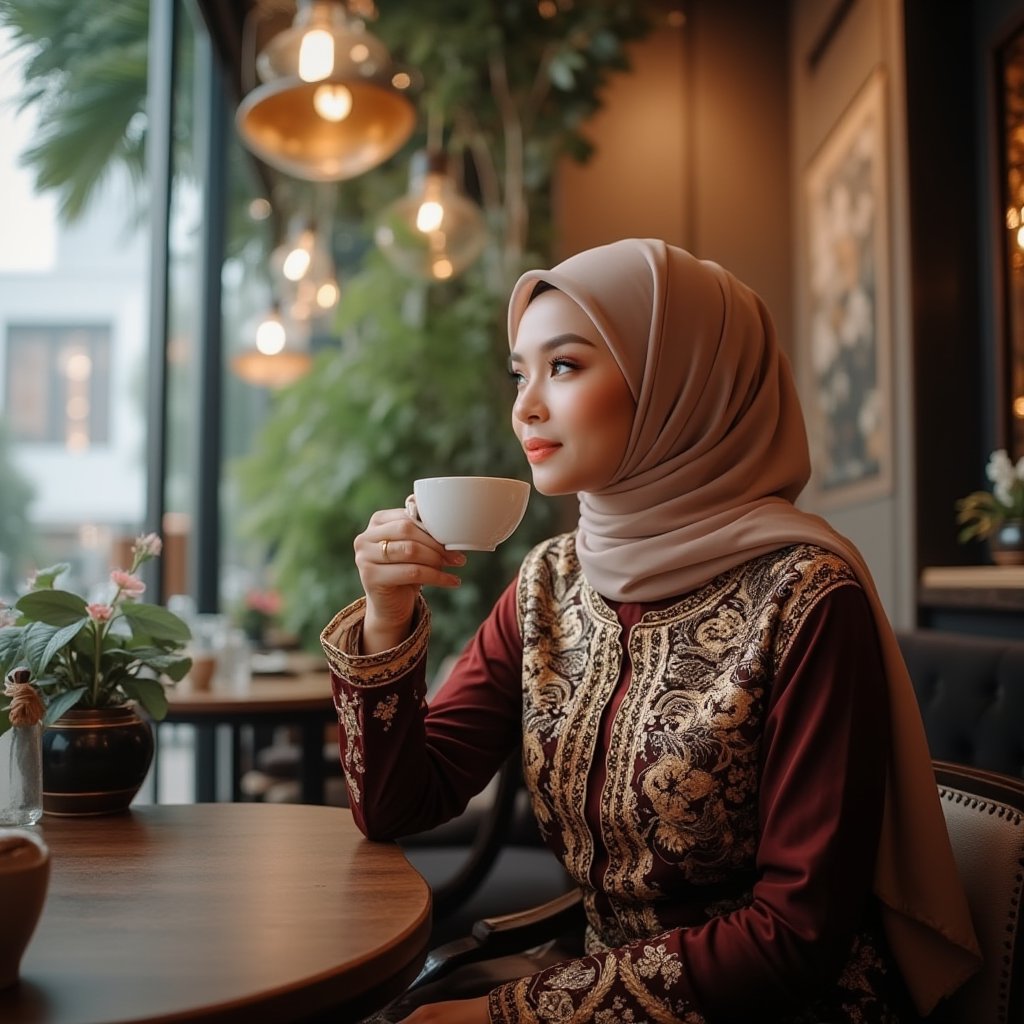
0, 533, 192, 736
955, 449, 1024, 542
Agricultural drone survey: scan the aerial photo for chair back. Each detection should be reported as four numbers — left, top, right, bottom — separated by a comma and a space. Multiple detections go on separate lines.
934, 760, 1024, 1023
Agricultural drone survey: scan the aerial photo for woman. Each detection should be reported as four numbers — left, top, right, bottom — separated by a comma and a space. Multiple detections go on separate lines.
322, 239, 980, 1023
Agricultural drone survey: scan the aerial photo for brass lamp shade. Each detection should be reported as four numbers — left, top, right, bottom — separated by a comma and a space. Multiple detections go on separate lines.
231, 348, 313, 389
236, 75, 416, 182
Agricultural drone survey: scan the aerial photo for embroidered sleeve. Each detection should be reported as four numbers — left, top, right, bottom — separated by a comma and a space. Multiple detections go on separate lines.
320, 596, 431, 825
321, 580, 526, 842
488, 932, 706, 1024
320, 594, 430, 686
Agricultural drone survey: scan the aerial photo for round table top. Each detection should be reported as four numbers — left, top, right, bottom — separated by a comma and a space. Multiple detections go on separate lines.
0, 804, 431, 1023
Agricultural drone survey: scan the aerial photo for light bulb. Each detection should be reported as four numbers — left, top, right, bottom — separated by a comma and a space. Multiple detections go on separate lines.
316, 280, 340, 309
375, 150, 488, 282
313, 83, 352, 121
415, 200, 444, 233
283, 246, 312, 281
256, 314, 287, 355
1017, 225, 1024, 250
299, 28, 334, 82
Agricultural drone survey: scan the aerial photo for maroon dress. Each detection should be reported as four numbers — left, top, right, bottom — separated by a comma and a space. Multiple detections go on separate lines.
321, 537, 918, 1023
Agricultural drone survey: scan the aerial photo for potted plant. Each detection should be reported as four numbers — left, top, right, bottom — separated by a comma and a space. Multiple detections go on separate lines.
955, 448, 1024, 565
0, 533, 192, 815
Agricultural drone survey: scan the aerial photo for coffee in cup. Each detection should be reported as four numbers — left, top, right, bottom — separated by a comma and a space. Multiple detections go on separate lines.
0, 828, 50, 988
405, 476, 531, 551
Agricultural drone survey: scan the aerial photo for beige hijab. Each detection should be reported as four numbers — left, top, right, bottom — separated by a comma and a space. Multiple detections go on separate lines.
508, 238, 981, 1015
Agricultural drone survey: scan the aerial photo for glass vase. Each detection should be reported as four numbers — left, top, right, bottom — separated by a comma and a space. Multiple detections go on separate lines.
0, 723, 43, 827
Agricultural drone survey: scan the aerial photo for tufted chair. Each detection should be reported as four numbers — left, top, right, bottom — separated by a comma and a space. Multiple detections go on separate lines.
897, 630, 1024, 776
931, 760, 1024, 1023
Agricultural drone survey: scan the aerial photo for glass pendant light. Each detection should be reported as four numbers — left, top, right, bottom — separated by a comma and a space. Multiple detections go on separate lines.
374, 150, 488, 281
269, 216, 342, 322
231, 302, 313, 389
236, 0, 416, 181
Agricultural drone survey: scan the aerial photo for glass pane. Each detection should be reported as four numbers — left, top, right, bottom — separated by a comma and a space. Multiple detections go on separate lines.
0, 17, 149, 603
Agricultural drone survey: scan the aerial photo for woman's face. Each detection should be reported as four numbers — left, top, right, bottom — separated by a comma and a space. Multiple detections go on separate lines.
510, 288, 636, 496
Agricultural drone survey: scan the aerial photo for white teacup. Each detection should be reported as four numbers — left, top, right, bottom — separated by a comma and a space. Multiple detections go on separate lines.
405, 476, 531, 551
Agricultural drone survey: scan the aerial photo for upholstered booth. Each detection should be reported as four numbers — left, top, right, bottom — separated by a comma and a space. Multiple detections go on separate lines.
897, 630, 1024, 776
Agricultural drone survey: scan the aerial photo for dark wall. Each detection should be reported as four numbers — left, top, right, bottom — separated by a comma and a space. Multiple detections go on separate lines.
904, 0, 1015, 570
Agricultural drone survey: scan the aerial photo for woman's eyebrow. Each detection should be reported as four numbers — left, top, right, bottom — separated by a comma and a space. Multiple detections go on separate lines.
508, 333, 597, 363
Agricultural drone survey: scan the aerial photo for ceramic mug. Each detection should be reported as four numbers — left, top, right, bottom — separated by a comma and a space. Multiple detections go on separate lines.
0, 828, 50, 988
405, 476, 531, 551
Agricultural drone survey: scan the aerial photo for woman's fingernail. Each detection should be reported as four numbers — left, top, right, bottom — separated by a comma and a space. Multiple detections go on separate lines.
445, 552, 467, 566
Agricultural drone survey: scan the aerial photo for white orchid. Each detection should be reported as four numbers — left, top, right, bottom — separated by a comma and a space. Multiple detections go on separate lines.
957, 449, 1024, 542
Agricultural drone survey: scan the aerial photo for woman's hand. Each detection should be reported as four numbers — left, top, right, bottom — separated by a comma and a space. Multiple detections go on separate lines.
354, 508, 466, 654
396, 995, 490, 1023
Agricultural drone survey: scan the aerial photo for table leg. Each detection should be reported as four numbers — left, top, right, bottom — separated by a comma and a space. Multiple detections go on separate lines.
300, 721, 325, 805
194, 725, 217, 802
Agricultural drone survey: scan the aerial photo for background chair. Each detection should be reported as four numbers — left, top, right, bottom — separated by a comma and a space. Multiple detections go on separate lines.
930, 761, 1024, 1023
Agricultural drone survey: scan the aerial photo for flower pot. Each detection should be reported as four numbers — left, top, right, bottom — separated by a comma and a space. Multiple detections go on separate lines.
41, 706, 153, 817
989, 519, 1024, 566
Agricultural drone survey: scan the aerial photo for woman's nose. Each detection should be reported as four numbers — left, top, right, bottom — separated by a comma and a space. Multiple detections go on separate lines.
513, 381, 546, 423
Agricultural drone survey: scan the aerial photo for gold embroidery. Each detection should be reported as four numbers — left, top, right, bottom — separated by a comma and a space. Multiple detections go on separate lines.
332, 689, 364, 803
516, 536, 862, 953
319, 595, 429, 686
372, 693, 399, 732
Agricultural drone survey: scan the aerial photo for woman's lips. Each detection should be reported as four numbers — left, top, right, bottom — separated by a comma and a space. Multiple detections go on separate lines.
524, 440, 561, 463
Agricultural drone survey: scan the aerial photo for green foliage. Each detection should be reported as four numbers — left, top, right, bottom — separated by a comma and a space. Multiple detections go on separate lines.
0, 0, 151, 222
0, 539, 191, 734
235, 252, 559, 664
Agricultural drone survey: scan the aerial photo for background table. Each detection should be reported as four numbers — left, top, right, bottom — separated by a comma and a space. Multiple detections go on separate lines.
0, 804, 431, 1023
162, 670, 337, 803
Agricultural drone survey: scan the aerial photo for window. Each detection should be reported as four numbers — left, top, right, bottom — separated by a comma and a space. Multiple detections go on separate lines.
5, 324, 112, 448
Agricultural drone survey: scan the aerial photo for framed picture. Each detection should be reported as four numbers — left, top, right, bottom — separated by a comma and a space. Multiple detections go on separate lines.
803, 67, 893, 507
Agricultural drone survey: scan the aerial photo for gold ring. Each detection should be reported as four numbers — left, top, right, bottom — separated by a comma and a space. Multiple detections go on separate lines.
380, 539, 391, 562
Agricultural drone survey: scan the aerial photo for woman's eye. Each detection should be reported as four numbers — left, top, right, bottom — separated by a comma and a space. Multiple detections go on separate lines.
508, 369, 525, 387
550, 357, 579, 376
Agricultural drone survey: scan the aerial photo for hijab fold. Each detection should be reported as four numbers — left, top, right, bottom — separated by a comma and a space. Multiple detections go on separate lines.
508, 239, 981, 1016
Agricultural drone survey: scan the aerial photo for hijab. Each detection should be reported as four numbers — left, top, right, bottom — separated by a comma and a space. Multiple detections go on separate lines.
507, 238, 981, 1015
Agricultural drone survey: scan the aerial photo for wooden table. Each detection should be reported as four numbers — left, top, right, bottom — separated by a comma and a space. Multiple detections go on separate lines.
0, 804, 431, 1024
162, 671, 337, 804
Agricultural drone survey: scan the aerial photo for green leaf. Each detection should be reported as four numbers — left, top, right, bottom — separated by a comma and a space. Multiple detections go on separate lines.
40, 619, 88, 673
120, 677, 168, 720
29, 563, 71, 589
44, 686, 88, 724
0, 627, 24, 676
16, 589, 88, 626
21, 622, 58, 675
119, 602, 192, 645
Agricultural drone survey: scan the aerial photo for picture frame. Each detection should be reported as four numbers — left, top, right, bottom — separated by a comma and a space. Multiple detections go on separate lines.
803, 67, 893, 507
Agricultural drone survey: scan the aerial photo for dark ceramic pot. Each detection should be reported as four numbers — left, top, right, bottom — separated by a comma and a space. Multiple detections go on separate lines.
990, 519, 1024, 566
41, 706, 153, 816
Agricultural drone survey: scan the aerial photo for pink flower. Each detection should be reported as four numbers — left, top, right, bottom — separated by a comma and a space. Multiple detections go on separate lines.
86, 603, 114, 622
245, 589, 282, 616
110, 570, 146, 597
133, 532, 163, 559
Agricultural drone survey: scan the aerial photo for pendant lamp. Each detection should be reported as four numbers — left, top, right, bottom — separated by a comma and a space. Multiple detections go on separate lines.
236, 0, 416, 181
231, 303, 313, 388
374, 150, 488, 281
269, 217, 341, 321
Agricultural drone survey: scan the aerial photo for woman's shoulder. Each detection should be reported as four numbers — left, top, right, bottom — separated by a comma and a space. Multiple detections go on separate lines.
751, 542, 863, 620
